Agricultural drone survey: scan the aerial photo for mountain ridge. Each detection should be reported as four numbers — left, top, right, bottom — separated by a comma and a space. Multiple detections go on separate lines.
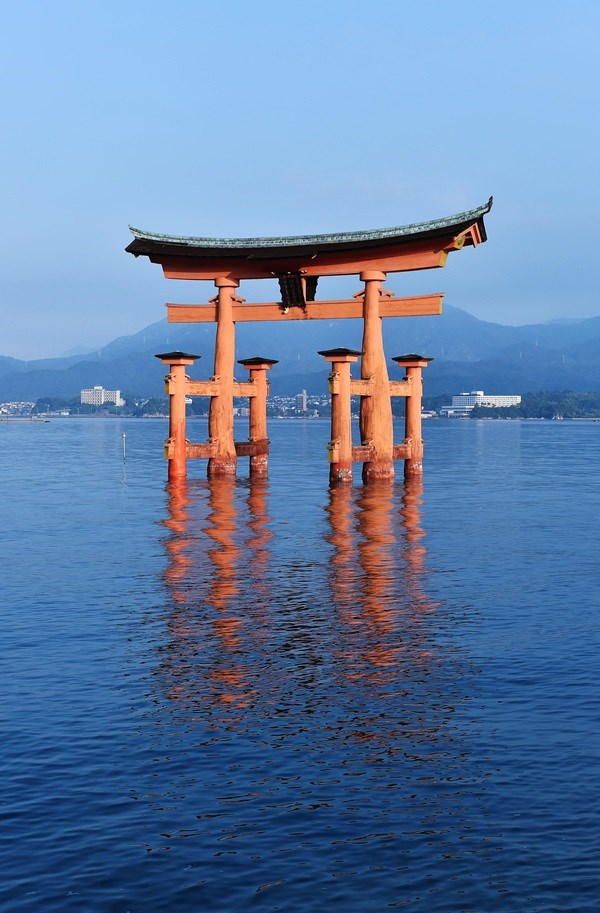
2, 305, 600, 400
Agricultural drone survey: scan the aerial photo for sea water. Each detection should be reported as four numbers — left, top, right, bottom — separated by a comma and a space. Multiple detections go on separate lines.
1, 418, 599, 912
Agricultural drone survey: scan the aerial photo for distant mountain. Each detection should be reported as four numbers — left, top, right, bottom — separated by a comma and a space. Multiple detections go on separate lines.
2, 305, 600, 400
544, 318, 586, 327
60, 344, 99, 357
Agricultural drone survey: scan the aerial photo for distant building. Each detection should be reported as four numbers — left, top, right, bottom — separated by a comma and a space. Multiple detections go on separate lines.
296, 389, 308, 412
440, 390, 521, 417
81, 386, 125, 407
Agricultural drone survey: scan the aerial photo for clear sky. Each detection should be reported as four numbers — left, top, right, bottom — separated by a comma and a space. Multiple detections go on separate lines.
1, 0, 599, 359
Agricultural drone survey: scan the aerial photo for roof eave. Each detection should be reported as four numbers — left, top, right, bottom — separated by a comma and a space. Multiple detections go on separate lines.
125, 198, 492, 260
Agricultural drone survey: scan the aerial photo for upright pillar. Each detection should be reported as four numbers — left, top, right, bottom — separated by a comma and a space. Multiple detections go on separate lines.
156, 351, 201, 482
319, 347, 361, 485
359, 271, 394, 482
238, 357, 278, 475
392, 355, 433, 479
208, 278, 239, 477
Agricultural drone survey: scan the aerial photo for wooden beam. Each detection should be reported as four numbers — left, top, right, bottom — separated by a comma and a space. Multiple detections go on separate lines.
232, 381, 257, 398
389, 379, 412, 397
235, 439, 269, 457
156, 239, 453, 281
185, 380, 220, 397
352, 444, 376, 462
393, 442, 411, 460
349, 379, 374, 397
167, 293, 443, 324
186, 442, 217, 459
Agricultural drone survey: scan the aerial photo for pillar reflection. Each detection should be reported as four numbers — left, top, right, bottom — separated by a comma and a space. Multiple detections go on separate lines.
355, 480, 400, 672
324, 485, 358, 628
160, 476, 273, 718
204, 476, 240, 616
159, 472, 448, 754
326, 478, 440, 737
162, 480, 194, 604
203, 477, 251, 712
399, 477, 436, 615
243, 476, 273, 634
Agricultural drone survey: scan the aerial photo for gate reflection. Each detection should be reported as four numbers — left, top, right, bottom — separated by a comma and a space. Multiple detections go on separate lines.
161, 478, 261, 715
324, 479, 441, 747
160, 476, 443, 746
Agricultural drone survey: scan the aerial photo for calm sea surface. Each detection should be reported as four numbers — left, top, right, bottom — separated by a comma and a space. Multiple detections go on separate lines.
1, 417, 599, 912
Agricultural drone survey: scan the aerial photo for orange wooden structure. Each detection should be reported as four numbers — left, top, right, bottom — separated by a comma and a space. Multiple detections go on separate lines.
318, 348, 432, 484
128, 199, 491, 481
156, 351, 277, 481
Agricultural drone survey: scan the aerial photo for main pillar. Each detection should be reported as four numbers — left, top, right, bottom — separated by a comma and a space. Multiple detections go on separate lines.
319, 348, 361, 486
359, 271, 394, 482
392, 354, 432, 479
208, 278, 239, 477
156, 351, 201, 482
238, 357, 278, 475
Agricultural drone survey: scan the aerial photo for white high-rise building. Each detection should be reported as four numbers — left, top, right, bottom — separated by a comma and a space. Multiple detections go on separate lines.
440, 390, 520, 416
296, 389, 308, 412
81, 386, 125, 407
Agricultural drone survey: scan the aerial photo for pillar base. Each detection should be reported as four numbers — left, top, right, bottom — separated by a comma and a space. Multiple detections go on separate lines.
404, 459, 423, 480
362, 460, 395, 483
329, 465, 353, 486
249, 455, 269, 475
207, 456, 237, 478
168, 465, 187, 483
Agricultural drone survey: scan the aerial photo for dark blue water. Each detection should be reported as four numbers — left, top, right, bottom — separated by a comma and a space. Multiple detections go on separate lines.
1, 417, 599, 911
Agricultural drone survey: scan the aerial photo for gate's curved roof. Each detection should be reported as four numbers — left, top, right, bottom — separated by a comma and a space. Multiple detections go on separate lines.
126, 198, 492, 260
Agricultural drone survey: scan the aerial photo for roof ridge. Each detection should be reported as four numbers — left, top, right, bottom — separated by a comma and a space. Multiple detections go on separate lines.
128, 198, 492, 248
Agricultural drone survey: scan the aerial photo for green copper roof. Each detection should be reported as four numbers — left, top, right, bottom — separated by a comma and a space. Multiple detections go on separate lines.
128, 198, 492, 250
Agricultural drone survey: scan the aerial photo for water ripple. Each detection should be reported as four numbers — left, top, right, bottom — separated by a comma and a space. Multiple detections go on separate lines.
1, 419, 599, 910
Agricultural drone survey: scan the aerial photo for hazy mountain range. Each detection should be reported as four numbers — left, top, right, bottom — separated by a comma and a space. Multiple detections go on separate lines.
1, 305, 600, 400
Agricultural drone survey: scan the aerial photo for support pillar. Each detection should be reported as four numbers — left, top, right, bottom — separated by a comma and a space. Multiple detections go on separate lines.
392, 355, 433, 479
238, 357, 278, 475
156, 351, 201, 482
359, 271, 394, 482
208, 278, 239, 477
319, 348, 361, 486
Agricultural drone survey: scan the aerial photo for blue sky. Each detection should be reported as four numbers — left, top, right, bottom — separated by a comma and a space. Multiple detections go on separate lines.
1, 0, 599, 359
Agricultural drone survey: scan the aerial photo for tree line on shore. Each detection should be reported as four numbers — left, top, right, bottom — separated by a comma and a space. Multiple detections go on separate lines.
29, 390, 600, 419
468, 391, 600, 419
394, 390, 600, 418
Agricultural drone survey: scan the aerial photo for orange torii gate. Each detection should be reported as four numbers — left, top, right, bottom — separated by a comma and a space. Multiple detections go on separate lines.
126, 199, 492, 484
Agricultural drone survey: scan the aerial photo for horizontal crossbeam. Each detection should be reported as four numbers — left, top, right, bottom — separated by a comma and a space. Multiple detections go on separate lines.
347, 442, 411, 462
158, 242, 450, 281
349, 379, 374, 397
175, 379, 258, 398
232, 381, 257, 398
184, 380, 220, 397
235, 438, 269, 457
389, 379, 412, 397
393, 442, 411, 460
180, 439, 270, 459
167, 293, 443, 324
352, 444, 376, 462
186, 442, 216, 459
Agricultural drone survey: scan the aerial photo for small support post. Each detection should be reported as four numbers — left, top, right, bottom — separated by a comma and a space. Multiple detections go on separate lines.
237, 357, 278, 475
156, 351, 201, 482
359, 271, 394, 482
318, 347, 361, 486
392, 354, 433, 479
208, 277, 239, 477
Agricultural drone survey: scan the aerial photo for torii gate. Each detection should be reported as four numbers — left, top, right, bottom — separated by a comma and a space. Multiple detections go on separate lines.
126, 198, 491, 484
